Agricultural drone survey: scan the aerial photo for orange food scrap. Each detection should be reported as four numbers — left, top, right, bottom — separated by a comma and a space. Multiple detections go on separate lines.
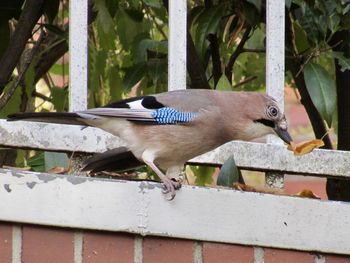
233, 182, 257, 192
295, 189, 321, 199
287, 139, 325, 156
47, 166, 67, 174
287, 129, 331, 156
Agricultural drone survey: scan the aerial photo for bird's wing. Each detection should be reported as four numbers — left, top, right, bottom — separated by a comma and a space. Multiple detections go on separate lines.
77, 90, 215, 124
7, 90, 217, 125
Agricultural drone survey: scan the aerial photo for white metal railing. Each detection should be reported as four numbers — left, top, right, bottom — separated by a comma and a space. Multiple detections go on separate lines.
69, 0, 88, 111
0, 0, 350, 259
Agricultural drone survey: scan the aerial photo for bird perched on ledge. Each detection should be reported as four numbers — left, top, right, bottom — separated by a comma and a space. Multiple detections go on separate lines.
8, 89, 292, 200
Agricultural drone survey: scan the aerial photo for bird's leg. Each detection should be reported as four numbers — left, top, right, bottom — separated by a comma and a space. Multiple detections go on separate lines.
166, 165, 185, 189
141, 151, 179, 200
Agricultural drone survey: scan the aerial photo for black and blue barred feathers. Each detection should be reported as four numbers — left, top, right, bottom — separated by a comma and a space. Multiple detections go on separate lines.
151, 107, 197, 124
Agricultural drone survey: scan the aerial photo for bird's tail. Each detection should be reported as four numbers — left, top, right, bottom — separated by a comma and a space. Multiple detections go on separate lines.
7, 112, 86, 126
82, 147, 144, 173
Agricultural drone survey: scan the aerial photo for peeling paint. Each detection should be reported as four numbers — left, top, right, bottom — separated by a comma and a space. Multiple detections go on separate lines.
138, 181, 161, 191
0, 126, 31, 146
36, 173, 57, 183
8, 171, 24, 178
26, 182, 36, 189
4, 184, 11, 192
66, 176, 89, 185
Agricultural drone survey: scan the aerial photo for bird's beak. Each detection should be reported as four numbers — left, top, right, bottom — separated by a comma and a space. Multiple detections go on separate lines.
274, 126, 293, 144
274, 117, 293, 144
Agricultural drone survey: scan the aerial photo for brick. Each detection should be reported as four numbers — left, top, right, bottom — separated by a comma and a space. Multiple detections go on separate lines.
83, 231, 134, 263
326, 254, 350, 263
264, 248, 314, 263
284, 176, 327, 199
22, 225, 74, 263
202, 242, 254, 263
0, 223, 12, 263
143, 236, 193, 263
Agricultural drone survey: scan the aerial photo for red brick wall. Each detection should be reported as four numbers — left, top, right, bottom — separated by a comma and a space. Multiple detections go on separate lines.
0, 222, 349, 263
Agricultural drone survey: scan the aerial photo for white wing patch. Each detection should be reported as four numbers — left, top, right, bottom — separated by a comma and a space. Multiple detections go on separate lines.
127, 99, 146, 109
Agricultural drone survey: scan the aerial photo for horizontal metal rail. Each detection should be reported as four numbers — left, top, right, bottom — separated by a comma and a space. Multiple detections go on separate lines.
0, 120, 349, 179
0, 168, 349, 255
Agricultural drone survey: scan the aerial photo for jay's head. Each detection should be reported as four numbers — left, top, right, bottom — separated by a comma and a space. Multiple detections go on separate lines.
240, 93, 293, 144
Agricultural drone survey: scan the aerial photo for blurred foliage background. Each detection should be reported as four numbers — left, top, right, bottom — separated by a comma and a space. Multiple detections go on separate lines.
0, 0, 350, 200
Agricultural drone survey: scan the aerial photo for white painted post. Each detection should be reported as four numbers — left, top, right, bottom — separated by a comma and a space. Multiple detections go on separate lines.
265, 0, 285, 187
69, 0, 89, 174
266, 0, 285, 141
168, 0, 187, 91
69, 0, 88, 111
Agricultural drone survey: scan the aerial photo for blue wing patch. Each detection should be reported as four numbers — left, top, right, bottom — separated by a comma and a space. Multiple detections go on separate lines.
151, 107, 198, 124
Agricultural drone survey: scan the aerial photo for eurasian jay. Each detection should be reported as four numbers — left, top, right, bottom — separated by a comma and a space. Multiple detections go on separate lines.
8, 89, 292, 200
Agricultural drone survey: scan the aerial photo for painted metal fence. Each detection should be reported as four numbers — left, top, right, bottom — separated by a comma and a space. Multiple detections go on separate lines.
0, 0, 349, 260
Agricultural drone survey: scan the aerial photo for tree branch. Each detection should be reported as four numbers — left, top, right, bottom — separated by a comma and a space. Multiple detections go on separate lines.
187, 32, 211, 89
326, 30, 350, 201
0, 30, 46, 110
242, 48, 265, 53
208, 33, 222, 87
34, 35, 68, 83
233, 76, 257, 88
0, 0, 46, 93
225, 25, 252, 82
285, 11, 332, 149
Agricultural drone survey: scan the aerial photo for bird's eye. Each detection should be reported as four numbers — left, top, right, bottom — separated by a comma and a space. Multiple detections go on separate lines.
267, 105, 279, 118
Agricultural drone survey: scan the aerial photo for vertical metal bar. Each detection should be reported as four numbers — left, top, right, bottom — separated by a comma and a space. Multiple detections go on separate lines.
69, 0, 89, 172
265, 0, 285, 188
69, 0, 88, 111
168, 0, 187, 91
12, 225, 22, 263
74, 231, 83, 263
266, 0, 285, 113
254, 247, 264, 263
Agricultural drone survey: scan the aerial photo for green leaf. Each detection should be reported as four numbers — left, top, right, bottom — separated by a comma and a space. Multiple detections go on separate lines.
246, 0, 262, 12
94, 0, 115, 34
0, 80, 22, 118
285, 0, 292, 9
294, 5, 320, 43
116, 8, 149, 50
195, 4, 225, 57
43, 24, 66, 37
217, 155, 241, 187
330, 51, 350, 72
107, 66, 123, 101
28, 152, 69, 172
133, 39, 167, 63
50, 62, 69, 75
123, 62, 147, 90
303, 63, 336, 126
95, 11, 115, 50
143, 0, 161, 8
191, 166, 215, 186
242, 1, 260, 26
51, 87, 67, 112
44, 152, 69, 171
293, 22, 310, 53
147, 58, 167, 85
24, 63, 35, 101
216, 74, 232, 90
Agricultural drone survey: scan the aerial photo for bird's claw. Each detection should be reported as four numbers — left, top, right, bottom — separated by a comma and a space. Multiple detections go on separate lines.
161, 178, 182, 200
